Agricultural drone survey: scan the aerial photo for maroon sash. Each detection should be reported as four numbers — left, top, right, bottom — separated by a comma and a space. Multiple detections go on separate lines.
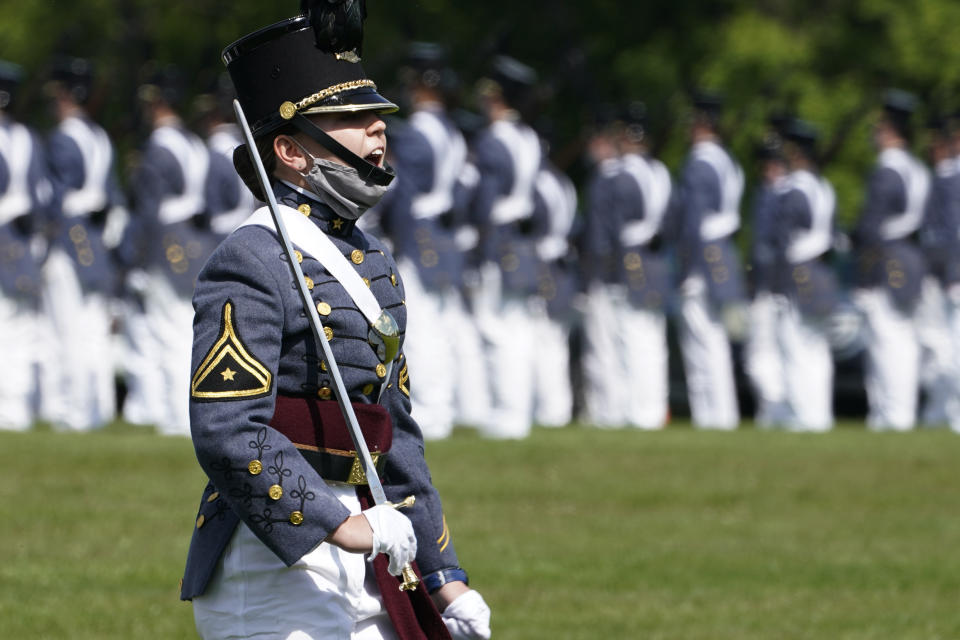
358, 488, 452, 640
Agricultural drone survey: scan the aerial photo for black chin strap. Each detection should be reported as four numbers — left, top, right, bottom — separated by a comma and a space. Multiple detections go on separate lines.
290, 113, 395, 186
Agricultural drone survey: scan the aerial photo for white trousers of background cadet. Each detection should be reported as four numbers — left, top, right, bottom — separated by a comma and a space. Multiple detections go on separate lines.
581, 283, 626, 427
447, 278, 491, 430
915, 276, 954, 426
193, 483, 395, 640
856, 288, 920, 431
616, 292, 669, 430
475, 264, 535, 439
530, 298, 573, 428
778, 303, 834, 432
744, 292, 788, 428
400, 261, 457, 440
122, 269, 193, 436
38, 249, 116, 431
0, 293, 37, 430
678, 276, 740, 430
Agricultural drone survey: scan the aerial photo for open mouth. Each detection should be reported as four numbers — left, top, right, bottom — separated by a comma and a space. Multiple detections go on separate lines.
365, 148, 384, 166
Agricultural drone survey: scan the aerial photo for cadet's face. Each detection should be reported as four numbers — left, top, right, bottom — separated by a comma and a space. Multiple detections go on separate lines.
300, 111, 387, 167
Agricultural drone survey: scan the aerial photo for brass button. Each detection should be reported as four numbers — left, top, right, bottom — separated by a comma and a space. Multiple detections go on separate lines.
363, 277, 371, 288
390, 273, 398, 287
294, 250, 303, 264
279, 101, 298, 120
248, 460, 263, 475
362, 383, 374, 395
318, 387, 332, 400
298, 204, 311, 217
207, 492, 219, 503
304, 276, 314, 290
351, 249, 364, 265
376, 364, 387, 378
290, 511, 304, 526
317, 301, 331, 316
320, 361, 328, 372
268, 484, 283, 500
324, 326, 334, 341
196, 515, 205, 529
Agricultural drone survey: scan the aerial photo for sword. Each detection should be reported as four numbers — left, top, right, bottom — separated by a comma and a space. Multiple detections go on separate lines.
233, 99, 419, 591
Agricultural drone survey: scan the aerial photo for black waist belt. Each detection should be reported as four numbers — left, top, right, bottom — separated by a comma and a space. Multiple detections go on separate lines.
295, 445, 388, 485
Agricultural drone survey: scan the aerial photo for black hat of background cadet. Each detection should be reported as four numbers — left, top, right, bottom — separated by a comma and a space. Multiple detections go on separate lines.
137, 62, 186, 110
691, 89, 725, 131
222, 10, 397, 190
621, 100, 647, 141
481, 55, 538, 110
48, 56, 94, 104
782, 117, 819, 162
881, 88, 919, 141
403, 42, 450, 88
0, 59, 24, 111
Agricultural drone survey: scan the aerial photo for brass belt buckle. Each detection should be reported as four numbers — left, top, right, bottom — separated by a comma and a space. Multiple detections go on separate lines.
347, 451, 380, 485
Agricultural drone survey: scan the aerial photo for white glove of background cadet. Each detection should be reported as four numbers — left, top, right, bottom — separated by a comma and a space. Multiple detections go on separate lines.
362, 504, 417, 576
442, 589, 492, 640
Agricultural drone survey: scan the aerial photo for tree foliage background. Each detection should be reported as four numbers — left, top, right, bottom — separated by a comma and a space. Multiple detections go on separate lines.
3, 0, 960, 228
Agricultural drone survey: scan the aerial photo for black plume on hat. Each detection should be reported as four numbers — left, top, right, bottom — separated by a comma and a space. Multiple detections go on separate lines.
300, 0, 366, 57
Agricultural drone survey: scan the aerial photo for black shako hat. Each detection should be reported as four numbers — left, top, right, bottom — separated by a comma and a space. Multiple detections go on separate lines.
881, 88, 919, 141
223, 16, 397, 136
223, 14, 397, 187
0, 59, 24, 111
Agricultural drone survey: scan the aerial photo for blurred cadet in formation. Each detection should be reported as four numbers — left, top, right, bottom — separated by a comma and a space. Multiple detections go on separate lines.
119, 65, 217, 436
581, 102, 672, 429
468, 56, 551, 439
744, 129, 790, 428
768, 119, 841, 431
374, 42, 476, 440
0, 60, 53, 431
853, 91, 930, 432
40, 56, 127, 432
675, 93, 746, 430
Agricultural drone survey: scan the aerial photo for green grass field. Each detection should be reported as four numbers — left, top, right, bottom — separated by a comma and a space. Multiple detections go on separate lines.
2, 421, 958, 639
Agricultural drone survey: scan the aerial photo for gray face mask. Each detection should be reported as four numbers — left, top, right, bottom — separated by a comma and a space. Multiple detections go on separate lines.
295, 141, 393, 220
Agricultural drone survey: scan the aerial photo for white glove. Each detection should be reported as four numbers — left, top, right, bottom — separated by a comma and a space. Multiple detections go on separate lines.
442, 589, 491, 640
362, 504, 417, 576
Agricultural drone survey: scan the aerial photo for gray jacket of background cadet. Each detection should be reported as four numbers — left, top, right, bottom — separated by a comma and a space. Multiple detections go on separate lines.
749, 180, 784, 295
471, 116, 549, 296
920, 157, 960, 288
378, 106, 465, 291
678, 140, 746, 306
0, 118, 54, 303
206, 123, 258, 239
47, 115, 125, 295
580, 156, 623, 287
121, 124, 219, 298
855, 147, 931, 310
615, 152, 674, 311
773, 169, 841, 317
180, 183, 460, 600
532, 159, 579, 320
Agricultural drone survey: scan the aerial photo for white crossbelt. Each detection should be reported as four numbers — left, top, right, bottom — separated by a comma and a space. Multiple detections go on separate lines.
240, 205, 393, 395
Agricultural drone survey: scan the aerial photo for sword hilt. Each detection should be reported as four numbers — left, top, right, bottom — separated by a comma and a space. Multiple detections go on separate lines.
387, 495, 420, 591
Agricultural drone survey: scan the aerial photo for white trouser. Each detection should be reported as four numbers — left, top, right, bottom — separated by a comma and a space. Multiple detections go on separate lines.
38, 249, 116, 430
121, 269, 193, 435
475, 264, 535, 438
856, 288, 920, 431
447, 279, 491, 430
915, 277, 954, 426
617, 297, 669, 430
944, 286, 960, 433
678, 277, 740, 430
0, 293, 37, 430
744, 292, 788, 428
778, 303, 834, 432
400, 262, 457, 440
530, 299, 573, 428
193, 483, 395, 640
581, 283, 625, 427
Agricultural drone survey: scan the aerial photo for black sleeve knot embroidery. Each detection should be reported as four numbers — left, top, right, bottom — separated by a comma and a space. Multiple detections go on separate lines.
290, 475, 317, 511
248, 427, 273, 459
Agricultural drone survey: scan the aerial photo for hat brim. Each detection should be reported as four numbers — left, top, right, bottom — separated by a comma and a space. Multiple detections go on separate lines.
300, 86, 398, 116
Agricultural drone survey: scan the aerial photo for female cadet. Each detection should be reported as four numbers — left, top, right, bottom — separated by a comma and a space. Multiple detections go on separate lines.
178, 9, 490, 640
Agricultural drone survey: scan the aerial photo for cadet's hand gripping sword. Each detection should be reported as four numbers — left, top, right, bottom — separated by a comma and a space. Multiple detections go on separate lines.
233, 99, 419, 592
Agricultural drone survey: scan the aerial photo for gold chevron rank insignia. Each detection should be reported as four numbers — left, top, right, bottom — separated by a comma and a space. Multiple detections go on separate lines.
191, 301, 272, 400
